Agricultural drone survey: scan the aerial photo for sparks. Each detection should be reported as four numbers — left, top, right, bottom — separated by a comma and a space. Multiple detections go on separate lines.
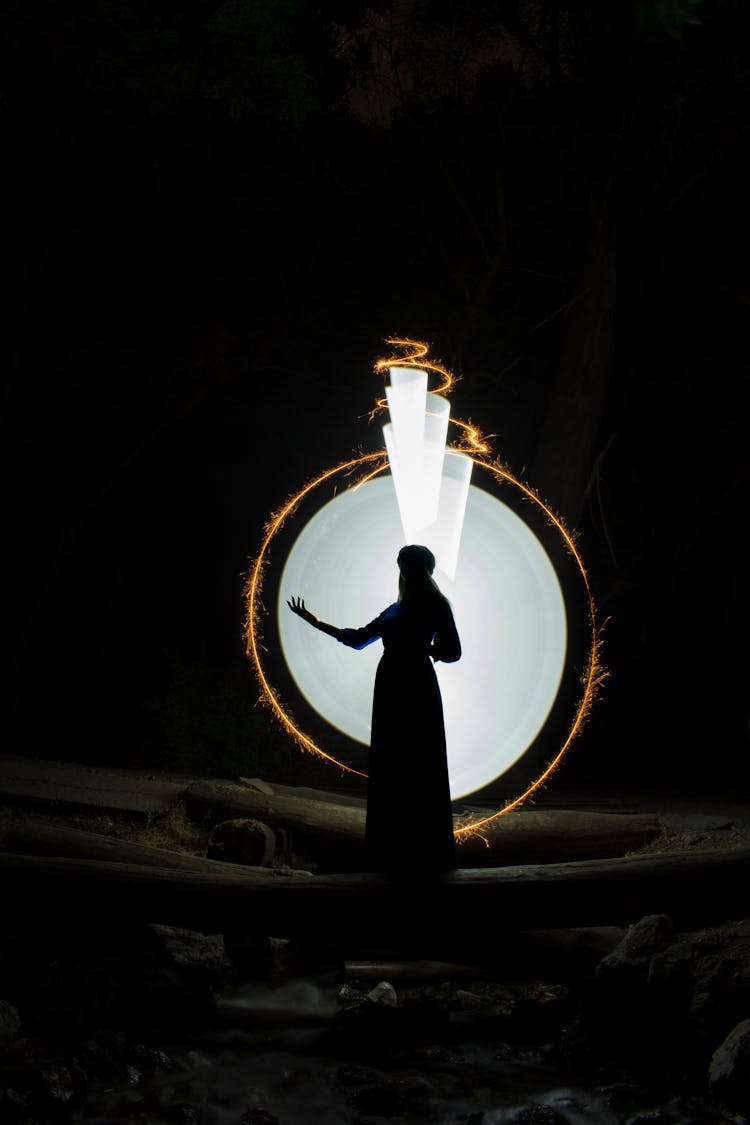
450, 454, 607, 841
243, 339, 605, 838
372, 337, 491, 456
243, 451, 388, 779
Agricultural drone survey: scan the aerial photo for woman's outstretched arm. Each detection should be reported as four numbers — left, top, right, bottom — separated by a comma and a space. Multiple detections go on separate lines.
287, 596, 384, 649
287, 596, 344, 641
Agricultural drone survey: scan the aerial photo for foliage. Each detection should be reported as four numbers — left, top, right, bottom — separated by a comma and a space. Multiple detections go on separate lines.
633, 0, 704, 40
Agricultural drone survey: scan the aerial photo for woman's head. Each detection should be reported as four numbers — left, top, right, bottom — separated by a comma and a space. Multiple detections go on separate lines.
397, 544, 441, 601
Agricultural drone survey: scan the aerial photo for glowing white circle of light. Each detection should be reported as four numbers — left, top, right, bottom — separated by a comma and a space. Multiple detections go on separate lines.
278, 474, 567, 801
245, 339, 603, 832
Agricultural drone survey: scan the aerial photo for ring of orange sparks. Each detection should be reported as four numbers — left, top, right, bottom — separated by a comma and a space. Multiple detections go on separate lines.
243, 339, 606, 846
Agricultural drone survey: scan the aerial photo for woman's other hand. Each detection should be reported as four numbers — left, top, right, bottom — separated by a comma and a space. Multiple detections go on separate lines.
287, 596, 317, 625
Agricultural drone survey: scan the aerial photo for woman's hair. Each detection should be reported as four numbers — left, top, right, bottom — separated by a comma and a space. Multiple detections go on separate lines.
397, 544, 445, 603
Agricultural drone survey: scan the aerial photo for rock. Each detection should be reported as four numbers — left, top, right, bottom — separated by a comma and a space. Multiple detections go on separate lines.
685, 921, 750, 1039
366, 980, 398, 1007
207, 817, 280, 866
509, 1105, 568, 1123
335, 1063, 379, 1086
591, 915, 681, 1056
148, 924, 232, 978
643, 919, 750, 1042
0, 1087, 30, 1123
126, 1043, 175, 1075
30, 1065, 88, 1118
513, 980, 571, 1029
708, 1016, 750, 1116
625, 1111, 680, 1124
596, 915, 674, 982
164, 1103, 200, 1124
454, 989, 485, 1011
337, 981, 364, 1004
241, 1109, 280, 1124
0, 997, 20, 1038
346, 1080, 407, 1117
336, 979, 449, 1040
222, 933, 296, 980
346, 1075, 432, 1117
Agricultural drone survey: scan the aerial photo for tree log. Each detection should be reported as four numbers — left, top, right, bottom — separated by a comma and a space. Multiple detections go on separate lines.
0, 753, 188, 817
238, 776, 367, 808
0, 821, 629, 971
343, 960, 483, 981
186, 779, 367, 844
454, 806, 663, 862
185, 779, 662, 862
0, 821, 300, 875
0, 847, 747, 941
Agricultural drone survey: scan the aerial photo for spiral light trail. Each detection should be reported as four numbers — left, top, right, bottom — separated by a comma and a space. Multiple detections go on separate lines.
243, 339, 605, 839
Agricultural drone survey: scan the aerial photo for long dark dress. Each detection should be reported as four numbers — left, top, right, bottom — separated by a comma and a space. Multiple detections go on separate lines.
338, 594, 461, 876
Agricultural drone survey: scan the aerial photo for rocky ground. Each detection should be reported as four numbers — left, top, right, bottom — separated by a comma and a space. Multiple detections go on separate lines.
2, 907, 750, 1124
1, 767, 749, 1124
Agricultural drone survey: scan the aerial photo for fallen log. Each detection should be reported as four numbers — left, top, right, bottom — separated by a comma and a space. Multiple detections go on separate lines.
0, 753, 188, 817
453, 807, 663, 861
238, 776, 367, 808
185, 779, 663, 863
343, 960, 483, 981
0, 821, 302, 875
1, 847, 747, 940
186, 779, 367, 844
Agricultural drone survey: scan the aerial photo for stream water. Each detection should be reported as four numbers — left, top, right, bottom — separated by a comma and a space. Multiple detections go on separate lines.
76, 972, 709, 1125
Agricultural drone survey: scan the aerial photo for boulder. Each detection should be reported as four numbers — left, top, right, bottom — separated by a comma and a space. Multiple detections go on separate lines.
596, 914, 674, 983
0, 997, 20, 1039
148, 924, 232, 979
708, 1016, 750, 1116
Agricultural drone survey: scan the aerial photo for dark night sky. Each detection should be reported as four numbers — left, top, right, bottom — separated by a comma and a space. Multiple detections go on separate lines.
3, 1, 749, 799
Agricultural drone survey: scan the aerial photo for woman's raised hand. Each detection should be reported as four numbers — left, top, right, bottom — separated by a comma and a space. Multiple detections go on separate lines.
287, 596, 316, 625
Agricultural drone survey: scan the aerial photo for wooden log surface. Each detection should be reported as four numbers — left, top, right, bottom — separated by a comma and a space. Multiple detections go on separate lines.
185, 778, 664, 862
0, 756, 740, 867
0, 754, 188, 817
343, 960, 483, 981
186, 779, 367, 842
1, 821, 310, 876
1, 846, 748, 939
0, 819, 630, 970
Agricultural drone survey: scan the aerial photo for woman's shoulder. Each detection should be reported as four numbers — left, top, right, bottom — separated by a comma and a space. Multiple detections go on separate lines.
405, 590, 452, 618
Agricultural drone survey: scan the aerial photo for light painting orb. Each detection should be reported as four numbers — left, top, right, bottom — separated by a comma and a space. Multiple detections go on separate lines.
278, 474, 567, 800
244, 340, 603, 833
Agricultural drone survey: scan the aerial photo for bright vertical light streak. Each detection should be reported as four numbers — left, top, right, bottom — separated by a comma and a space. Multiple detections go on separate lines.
384, 366, 428, 538
383, 364, 472, 578
422, 393, 450, 527
429, 450, 473, 581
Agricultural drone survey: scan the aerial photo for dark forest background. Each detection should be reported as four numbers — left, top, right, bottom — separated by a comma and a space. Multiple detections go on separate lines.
2, 0, 748, 799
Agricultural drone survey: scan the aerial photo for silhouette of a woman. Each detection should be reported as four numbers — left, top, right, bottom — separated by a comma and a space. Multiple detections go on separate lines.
288, 544, 461, 876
